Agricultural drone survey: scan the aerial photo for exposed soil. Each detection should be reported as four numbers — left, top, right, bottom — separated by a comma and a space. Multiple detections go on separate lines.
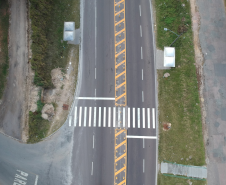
42, 48, 78, 135
190, 0, 207, 160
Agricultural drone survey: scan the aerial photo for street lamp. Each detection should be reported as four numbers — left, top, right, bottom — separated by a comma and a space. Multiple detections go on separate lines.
164, 27, 183, 46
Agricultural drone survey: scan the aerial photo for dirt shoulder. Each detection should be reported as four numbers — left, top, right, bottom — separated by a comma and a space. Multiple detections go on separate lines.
0, 0, 28, 141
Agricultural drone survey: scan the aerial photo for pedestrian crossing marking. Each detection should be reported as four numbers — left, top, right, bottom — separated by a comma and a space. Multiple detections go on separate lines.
89, 107, 92, 127
74, 107, 77, 127
79, 107, 82, 127
108, 107, 111, 127
143, 108, 145, 128
94, 107, 96, 127
98, 107, 101, 127
128, 107, 130, 128
103, 107, 106, 127
84, 107, 87, 127
69, 106, 156, 129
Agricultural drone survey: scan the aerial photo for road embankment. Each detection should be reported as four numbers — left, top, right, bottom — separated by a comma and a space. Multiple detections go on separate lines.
154, 0, 206, 184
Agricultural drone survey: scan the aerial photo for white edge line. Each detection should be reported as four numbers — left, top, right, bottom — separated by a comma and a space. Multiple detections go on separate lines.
34, 175, 39, 185
76, 97, 115, 100
149, 0, 158, 185
152, 108, 155, 129
127, 135, 157, 139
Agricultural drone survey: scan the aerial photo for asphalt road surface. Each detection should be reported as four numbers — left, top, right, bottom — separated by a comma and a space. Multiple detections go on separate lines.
0, 0, 157, 184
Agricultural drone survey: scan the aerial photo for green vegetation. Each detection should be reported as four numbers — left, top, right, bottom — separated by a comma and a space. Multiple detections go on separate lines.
29, 0, 80, 88
0, 0, 9, 98
28, 90, 49, 143
28, 0, 80, 143
158, 175, 206, 185
155, 0, 206, 184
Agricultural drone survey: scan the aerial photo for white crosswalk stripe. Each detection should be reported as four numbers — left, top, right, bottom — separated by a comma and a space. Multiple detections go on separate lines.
103, 107, 106, 127
128, 107, 130, 128
98, 107, 101, 127
147, 108, 150, 129
142, 108, 145, 128
113, 107, 116, 127
71, 106, 155, 129
89, 107, 92, 127
108, 107, 111, 127
74, 107, 77, 127
94, 107, 96, 127
133, 108, 135, 128
79, 107, 82, 127
84, 107, 87, 127
137, 108, 140, 128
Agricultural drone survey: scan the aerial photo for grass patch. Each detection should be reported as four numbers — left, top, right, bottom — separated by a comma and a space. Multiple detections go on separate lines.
0, 0, 9, 99
29, 0, 80, 88
158, 173, 206, 185
155, 0, 206, 184
28, 90, 50, 143
28, 0, 80, 143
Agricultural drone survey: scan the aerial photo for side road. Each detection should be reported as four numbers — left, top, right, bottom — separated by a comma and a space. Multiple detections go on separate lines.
196, 0, 226, 184
0, 0, 28, 140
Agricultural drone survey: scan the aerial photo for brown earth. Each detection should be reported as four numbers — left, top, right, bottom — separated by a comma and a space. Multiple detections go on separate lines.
190, 0, 207, 160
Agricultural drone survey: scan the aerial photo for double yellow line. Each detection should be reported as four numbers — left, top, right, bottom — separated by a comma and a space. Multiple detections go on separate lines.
114, 0, 127, 106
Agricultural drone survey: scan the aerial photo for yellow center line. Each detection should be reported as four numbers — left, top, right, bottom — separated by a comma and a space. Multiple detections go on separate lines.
115, 129, 125, 136
116, 81, 126, 90
115, 28, 125, 36
115, 140, 126, 149
115, 166, 126, 176
115, 153, 126, 162
116, 60, 125, 68
115, 93, 126, 102
115, 49, 126, 58
118, 179, 126, 185
115, 71, 125, 79
115, 0, 124, 6
115, 8, 125, 16
115, 18, 125, 26
115, 38, 125, 46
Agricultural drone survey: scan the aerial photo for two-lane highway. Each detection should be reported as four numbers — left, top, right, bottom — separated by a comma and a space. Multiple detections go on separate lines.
0, 0, 157, 184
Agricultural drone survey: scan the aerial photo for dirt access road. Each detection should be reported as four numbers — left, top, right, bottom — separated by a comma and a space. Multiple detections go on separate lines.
0, 0, 28, 141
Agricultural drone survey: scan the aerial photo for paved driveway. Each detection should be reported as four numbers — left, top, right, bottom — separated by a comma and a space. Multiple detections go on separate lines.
196, 0, 226, 184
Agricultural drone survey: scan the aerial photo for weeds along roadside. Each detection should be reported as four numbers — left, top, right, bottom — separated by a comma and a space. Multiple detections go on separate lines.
28, 0, 80, 143
154, 0, 206, 184
0, 0, 9, 99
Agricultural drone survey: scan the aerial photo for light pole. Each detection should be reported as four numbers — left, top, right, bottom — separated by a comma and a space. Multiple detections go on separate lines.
164, 28, 183, 47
